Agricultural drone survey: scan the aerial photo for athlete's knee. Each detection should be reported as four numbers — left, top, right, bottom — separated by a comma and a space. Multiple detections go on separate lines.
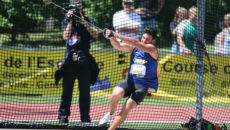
120, 101, 136, 116
111, 87, 125, 100
110, 93, 122, 101
125, 98, 137, 110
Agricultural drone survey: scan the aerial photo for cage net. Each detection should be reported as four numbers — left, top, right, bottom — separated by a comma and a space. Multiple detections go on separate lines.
0, 0, 229, 130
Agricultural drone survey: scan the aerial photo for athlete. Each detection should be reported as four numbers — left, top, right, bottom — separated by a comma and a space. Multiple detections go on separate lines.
99, 26, 160, 130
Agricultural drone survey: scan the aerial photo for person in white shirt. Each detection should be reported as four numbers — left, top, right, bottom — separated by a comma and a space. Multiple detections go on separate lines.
113, 0, 141, 43
169, 6, 187, 54
215, 13, 230, 55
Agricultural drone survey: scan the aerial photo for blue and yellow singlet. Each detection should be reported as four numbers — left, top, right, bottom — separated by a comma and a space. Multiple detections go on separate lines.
127, 48, 160, 91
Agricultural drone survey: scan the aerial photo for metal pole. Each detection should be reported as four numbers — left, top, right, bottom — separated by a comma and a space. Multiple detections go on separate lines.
196, 0, 205, 130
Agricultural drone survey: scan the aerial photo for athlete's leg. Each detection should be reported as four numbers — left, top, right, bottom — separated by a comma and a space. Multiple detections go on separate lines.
108, 83, 148, 129
109, 86, 125, 115
108, 98, 137, 130
99, 80, 129, 125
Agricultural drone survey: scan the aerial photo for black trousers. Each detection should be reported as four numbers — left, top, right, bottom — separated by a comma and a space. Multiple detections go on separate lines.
58, 61, 91, 121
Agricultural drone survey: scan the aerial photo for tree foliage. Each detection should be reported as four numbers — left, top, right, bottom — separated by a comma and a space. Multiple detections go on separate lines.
0, 0, 230, 46
83, 0, 121, 30
0, 0, 65, 44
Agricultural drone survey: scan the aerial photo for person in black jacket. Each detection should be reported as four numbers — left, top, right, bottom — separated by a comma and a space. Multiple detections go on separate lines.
55, 0, 99, 123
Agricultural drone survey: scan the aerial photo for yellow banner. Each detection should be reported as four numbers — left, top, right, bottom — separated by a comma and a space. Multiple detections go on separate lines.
0, 49, 229, 101
159, 54, 230, 99
0, 49, 130, 95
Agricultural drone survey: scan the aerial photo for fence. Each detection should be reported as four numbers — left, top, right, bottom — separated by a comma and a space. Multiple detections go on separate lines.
0, 0, 230, 129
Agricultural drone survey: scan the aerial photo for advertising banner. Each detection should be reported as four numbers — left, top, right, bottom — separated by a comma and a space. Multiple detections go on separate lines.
0, 49, 229, 102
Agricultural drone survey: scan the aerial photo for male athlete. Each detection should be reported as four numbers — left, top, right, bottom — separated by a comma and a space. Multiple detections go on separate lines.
99, 26, 160, 130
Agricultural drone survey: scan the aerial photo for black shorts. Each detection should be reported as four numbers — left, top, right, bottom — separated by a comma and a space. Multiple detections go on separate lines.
116, 80, 148, 105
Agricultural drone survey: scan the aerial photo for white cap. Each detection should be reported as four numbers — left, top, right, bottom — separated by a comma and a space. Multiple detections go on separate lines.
122, 0, 134, 3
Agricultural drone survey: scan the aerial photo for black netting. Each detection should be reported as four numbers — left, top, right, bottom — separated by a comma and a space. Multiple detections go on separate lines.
0, 0, 229, 129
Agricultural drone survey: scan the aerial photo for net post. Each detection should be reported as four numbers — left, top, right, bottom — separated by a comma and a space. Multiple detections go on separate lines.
196, 0, 206, 130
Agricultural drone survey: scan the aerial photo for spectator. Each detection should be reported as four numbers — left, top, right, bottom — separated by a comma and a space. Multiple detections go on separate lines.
113, 0, 141, 43
55, 0, 99, 123
136, 0, 165, 35
170, 6, 188, 54
216, 13, 230, 55
177, 6, 197, 54
214, 30, 224, 54
214, 18, 226, 54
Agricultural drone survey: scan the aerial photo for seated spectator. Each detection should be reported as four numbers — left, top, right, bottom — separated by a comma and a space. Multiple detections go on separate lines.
113, 0, 141, 43
176, 6, 197, 54
214, 31, 223, 55
170, 6, 188, 54
216, 13, 230, 55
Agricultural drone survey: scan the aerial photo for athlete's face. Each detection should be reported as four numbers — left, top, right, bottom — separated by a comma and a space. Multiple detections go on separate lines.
141, 33, 155, 44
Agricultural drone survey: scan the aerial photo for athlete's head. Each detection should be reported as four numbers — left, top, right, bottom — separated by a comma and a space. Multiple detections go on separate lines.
141, 26, 157, 44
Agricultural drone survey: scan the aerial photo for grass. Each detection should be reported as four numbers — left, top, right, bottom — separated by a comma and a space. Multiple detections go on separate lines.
1, 94, 229, 108
119, 122, 183, 130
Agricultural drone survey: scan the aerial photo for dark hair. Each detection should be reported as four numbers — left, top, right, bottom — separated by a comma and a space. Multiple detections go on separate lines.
143, 26, 157, 39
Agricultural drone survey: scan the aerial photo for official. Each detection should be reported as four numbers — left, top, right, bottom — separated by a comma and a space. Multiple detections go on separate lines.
55, 0, 99, 123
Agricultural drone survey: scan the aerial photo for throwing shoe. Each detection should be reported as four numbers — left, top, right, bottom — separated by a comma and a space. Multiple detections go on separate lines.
99, 112, 115, 125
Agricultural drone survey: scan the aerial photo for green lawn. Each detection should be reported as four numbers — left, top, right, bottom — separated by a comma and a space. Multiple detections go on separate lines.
1, 94, 229, 108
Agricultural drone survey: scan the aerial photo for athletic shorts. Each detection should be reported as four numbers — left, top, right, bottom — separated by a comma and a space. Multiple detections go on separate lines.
116, 80, 148, 105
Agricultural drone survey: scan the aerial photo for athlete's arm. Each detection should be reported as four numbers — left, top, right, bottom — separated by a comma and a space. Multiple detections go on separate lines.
115, 33, 158, 60
105, 30, 134, 52
109, 37, 134, 52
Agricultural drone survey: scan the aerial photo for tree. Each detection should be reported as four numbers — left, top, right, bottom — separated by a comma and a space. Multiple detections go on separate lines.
0, 0, 65, 45
83, 0, 120, 30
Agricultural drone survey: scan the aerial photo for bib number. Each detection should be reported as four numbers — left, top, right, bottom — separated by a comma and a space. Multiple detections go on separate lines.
130, 64, 146, 77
